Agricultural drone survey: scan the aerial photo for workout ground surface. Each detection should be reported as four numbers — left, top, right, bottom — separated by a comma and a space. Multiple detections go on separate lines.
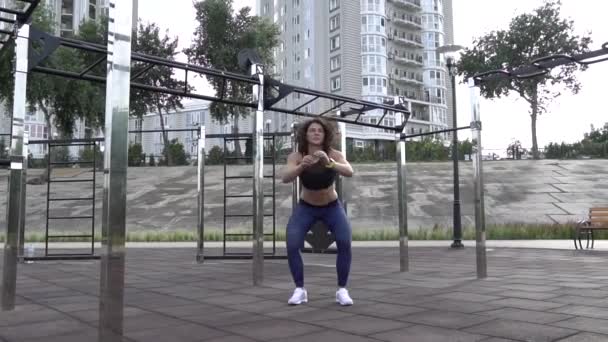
2, 246, 608, 341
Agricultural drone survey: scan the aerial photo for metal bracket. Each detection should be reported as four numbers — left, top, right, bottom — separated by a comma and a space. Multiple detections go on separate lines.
27, 26, 60, 72
470, 120, 482, 130
264, 76, 295, 108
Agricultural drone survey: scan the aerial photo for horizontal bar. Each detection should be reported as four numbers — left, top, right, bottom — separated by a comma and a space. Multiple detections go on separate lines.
224, 214, 275, 217
473, 45, 608, 83
47, 234, 94, 238
202, 255, 288, 260
49, 143, 97, 147
128, 128, 201, 133
224, 176, 275, 179
49, 179, 95, 183
22, 255, 100, 261
0, 17, 16, 24
48, 197, 94, 201
223, 136, 277, 141
400, 125, 472, 140
225, 194, 274, 198
49, 161, 94, 165
30, 138, 103, 144
47, 216, 94, 220
208, 133, 291, 138
224, 156, 275, 160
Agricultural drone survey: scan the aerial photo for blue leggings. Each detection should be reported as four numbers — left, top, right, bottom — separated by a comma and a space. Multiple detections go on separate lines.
286, 199, 352, 288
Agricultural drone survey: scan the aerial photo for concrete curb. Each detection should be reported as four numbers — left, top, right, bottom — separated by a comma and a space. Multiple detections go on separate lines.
19, 239, 608, 250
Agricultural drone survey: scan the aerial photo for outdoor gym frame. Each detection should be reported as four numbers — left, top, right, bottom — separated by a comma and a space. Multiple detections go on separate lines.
1, 0, 607, 340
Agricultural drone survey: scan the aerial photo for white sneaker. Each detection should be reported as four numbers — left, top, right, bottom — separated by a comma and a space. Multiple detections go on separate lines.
336, 288, 354, 306
288, 287, 308, 305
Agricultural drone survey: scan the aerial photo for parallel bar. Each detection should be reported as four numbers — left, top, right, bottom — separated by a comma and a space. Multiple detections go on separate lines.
47, 234, 95, 238
251, 63, 265, 286
225, 194, 274, 198
2, 23, 29, 312
469, 78, 487, 279
196, 126, 205, 263
48, 216, 94, 219
48, 197, 95, 201
98, 1, 133, 340
49, 161, 94, 165
50, 179, 94, 183
23, 255, 101, 261
225, 175, 274, 179
396, 98, 409, 272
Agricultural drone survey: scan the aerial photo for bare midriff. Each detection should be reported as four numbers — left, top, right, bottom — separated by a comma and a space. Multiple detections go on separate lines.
301, 185, 338, 206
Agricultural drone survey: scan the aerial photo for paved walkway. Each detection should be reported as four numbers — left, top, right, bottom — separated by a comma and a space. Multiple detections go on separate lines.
2, 246, 608, 341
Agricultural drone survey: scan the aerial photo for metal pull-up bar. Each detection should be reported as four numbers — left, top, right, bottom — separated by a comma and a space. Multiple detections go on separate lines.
473, 42, 608, 84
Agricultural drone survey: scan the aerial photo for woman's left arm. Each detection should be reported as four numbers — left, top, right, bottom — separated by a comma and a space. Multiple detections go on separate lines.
329, 150, 354, 177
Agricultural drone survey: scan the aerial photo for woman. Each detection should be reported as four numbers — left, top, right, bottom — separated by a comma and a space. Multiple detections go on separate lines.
281, 118, 355, 306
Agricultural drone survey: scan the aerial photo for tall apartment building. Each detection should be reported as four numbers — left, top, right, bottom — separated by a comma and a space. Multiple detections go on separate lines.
258, 0, 454, 146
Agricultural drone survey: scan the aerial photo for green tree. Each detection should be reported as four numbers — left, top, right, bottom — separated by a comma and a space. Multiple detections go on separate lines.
130, 21, 191, 165
162, 139, 188, 166
206, 145, 224, 165
457, 0, 591, 159
185, 0, 279, 157
128, 143, 144, 166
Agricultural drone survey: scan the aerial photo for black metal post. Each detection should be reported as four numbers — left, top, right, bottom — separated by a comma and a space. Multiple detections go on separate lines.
448, 57, 464, 249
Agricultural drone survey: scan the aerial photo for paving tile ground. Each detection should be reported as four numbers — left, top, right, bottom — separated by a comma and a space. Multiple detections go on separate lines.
2, 246, 608, 341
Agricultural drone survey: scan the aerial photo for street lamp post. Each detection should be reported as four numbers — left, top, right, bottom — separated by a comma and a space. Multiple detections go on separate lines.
438, 44, 464, 249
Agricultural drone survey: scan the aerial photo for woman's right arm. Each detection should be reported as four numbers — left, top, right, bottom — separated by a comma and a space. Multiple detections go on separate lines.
281, 152, 303, 183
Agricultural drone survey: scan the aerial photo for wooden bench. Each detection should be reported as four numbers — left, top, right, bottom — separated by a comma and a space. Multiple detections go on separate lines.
574, 207, 608, 249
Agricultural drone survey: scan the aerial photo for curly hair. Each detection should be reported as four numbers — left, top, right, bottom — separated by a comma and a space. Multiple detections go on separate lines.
296, 118, 335, 155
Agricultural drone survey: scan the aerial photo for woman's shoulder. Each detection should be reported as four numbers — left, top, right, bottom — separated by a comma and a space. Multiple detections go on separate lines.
287, 151, 304, 161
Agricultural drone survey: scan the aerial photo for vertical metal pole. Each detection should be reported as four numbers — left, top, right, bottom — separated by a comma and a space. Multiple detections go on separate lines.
2, 23, 29, 312
98, 1, 133, 340
335, 120, 347, 211
196, 126, 206, 263
469, 78, 487, 279
18, 132, 28, 261
395, 99, 408, 272
251, 64, 265, 286
291, 122, 300, 209
449, 60, 463, 249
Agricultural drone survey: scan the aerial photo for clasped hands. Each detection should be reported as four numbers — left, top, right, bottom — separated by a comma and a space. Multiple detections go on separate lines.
300, 151, 331, 169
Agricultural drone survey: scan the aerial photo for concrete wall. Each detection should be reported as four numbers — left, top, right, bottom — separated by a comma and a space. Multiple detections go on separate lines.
2, 160, 608, 236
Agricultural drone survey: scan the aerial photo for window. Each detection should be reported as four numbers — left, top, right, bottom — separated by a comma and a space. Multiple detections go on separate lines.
304, 48, 310, 59
330, 76, 341, 91
361, 15, 384, 33
329, 0, 339, 11
330, 55, 341, 71
330, 14, 340, 31
305, 29, 310, 40
330, 35, 340, 51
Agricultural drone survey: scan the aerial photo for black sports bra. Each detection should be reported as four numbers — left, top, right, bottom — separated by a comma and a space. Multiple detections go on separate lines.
300, 163, 337, 190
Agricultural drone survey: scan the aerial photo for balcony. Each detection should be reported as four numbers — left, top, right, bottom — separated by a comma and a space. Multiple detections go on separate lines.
392, 15, 422, 30
391, 54, 423, 67
390, 74, 424, 86
390, 34, 424, 48
389, 0, 422, 11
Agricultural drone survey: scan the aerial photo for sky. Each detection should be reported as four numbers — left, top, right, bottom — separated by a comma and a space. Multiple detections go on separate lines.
138, 0, 608, 155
